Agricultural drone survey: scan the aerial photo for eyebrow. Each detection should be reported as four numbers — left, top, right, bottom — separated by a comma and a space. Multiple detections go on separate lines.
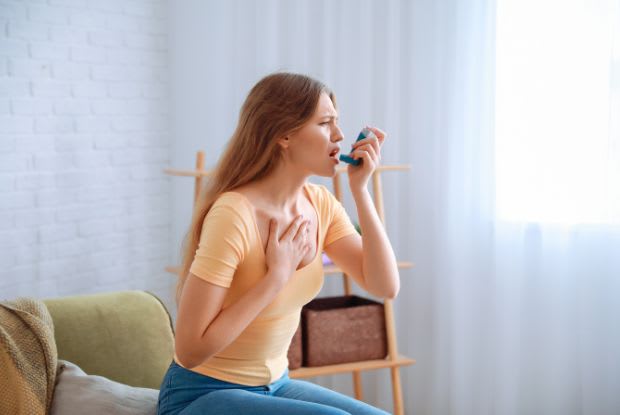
321, 114, 339, 120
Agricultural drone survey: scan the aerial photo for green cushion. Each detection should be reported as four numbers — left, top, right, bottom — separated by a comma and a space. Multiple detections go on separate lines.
43, 290, 175, 390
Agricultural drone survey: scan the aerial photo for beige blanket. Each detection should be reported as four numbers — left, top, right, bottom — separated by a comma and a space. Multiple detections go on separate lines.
0, 297, 58, 415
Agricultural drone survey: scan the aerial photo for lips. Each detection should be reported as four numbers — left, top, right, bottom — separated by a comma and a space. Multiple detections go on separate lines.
328, 148, 340, 158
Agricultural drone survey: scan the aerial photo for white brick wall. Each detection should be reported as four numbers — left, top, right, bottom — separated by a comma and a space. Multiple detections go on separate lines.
0, 0, 175, 314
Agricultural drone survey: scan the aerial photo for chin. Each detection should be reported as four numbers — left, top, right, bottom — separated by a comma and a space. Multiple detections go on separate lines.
323, 163, 339, 178
308, 159, 339, 178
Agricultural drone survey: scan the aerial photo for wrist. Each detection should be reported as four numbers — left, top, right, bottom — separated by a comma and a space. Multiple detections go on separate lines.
351, 186, 370, 200
265, 269, 287, 288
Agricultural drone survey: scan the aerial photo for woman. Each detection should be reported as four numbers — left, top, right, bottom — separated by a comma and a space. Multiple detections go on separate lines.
157, 72, 401, 415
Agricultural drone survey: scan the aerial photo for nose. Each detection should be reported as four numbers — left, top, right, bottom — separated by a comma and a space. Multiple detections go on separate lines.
332, 126, 344, 142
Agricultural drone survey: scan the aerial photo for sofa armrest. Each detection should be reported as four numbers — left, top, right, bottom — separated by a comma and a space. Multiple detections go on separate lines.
43, 290, 175, 390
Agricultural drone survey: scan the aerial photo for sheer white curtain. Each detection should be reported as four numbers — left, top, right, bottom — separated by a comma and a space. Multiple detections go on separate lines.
489, 1, 620, 414
170, 0, 620, 413
413, 0, 620, 414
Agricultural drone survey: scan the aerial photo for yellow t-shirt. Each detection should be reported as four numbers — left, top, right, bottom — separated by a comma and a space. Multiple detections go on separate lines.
173, 181, 358, 386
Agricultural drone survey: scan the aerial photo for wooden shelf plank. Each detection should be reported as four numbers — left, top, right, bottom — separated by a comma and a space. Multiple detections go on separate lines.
164, 164, 412, 178
165, 261, 414, 276
164, 168, 212, 177
289, 355, 416, 378
165, 266, 179, 275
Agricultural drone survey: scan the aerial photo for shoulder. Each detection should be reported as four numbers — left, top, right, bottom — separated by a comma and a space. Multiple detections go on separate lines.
205, 192, 253, 226
212, 191, 244, 207
305, 182, 332, 203
305, 182, 340, 210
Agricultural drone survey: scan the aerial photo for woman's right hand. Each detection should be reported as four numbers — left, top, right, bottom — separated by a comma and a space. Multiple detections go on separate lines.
264, 215, 311, 286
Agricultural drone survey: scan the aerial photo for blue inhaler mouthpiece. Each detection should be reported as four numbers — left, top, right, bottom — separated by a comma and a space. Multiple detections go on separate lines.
339, 127, 377, 166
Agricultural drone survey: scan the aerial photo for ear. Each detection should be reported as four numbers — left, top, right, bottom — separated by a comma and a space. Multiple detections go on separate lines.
278, 135, 290, 150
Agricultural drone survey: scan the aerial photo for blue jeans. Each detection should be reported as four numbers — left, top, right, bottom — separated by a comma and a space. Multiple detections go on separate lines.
157, 360, 391, 415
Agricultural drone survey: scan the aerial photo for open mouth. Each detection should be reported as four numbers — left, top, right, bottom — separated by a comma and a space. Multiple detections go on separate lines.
329, 148, 340, 158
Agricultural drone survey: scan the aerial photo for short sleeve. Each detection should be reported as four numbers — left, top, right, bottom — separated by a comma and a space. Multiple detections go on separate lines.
189, 202, 248, 288
322, 186, 358, 248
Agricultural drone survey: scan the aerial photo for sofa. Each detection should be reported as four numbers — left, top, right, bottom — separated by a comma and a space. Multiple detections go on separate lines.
44, 290, 175, 389
1, 290, 176, 415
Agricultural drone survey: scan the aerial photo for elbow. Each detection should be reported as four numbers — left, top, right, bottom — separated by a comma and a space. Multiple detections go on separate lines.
376, 288, 399, 300
174, 337, 201, 369
176, 356, 194, 369
368, 279, 400, 300
384, 283, 400, 300
175, 334, 217, 370
384, 289, 399, 300
176, 351, 206, 370
386, 271, 401, 299
174, 349, 197, 369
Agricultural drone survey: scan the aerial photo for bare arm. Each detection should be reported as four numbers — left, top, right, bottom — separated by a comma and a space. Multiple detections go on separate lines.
174, 271, 285, 369
352, 187, 400, 298
175, 214, 309, 369
343, 125, 399, 298
322, 186, 399, 299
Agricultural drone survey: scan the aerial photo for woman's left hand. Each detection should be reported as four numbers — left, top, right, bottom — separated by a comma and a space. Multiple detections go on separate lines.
346, 125, 386, 192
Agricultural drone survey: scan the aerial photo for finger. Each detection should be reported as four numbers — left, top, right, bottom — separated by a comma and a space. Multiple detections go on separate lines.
281, 215, 304, 241
356, 143, 379, 160
355, 144, 377, 165
352, 149, 374, 166
368, 136, 381, 156
351, 136, 378, 151
365, 143, 379, 162
351, 148, 364, 160
268, 218, 278, 244
283, 215, 304, 240
365, 126, 386, 143
301, 243, 311, 254
351, 146, 371, 159
293, 220, 309, 241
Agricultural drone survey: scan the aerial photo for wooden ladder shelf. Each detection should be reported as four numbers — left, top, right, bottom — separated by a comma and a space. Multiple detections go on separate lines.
164, 151, 416, 415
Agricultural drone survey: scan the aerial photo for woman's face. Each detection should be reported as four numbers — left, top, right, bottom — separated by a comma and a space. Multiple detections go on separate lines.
284, 92, 344, 176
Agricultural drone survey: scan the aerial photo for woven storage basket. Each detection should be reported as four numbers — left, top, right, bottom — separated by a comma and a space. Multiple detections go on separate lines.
302, 295, 387, 366
287, 321, 302, 369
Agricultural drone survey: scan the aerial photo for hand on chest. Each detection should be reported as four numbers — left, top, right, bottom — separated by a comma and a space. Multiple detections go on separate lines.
254, 205, 319, 270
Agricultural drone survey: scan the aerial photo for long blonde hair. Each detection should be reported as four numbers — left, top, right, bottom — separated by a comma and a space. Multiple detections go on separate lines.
175, 72, 337, 306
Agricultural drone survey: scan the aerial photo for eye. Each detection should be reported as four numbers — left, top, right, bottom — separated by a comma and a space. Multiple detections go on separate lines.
320, 122, 330, 125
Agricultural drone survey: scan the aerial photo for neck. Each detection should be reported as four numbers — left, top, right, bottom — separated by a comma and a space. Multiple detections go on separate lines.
251, 161, 310, 212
